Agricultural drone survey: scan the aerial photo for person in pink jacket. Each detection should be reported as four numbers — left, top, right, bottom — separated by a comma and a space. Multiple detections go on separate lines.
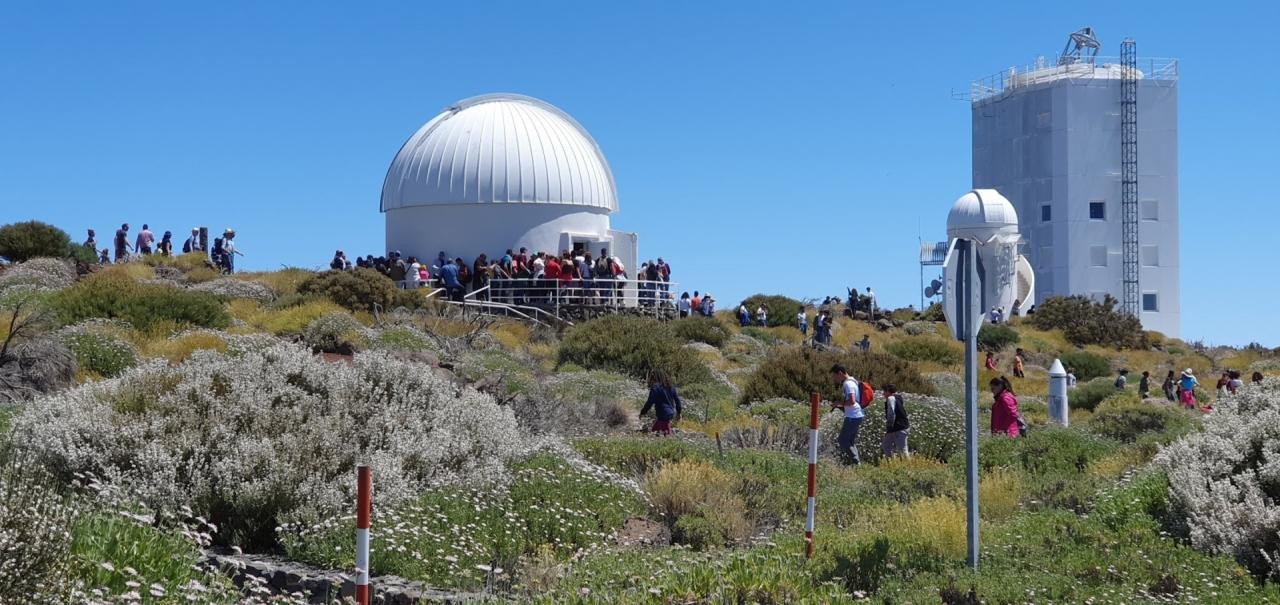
989, 376, 1021, 437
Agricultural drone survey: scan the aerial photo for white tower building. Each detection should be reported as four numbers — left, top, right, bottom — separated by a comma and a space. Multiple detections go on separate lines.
970, 43, 1180, 336
381, 94, 637, 280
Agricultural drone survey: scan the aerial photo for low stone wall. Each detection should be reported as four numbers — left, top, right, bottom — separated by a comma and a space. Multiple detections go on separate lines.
202, 548, 482, 604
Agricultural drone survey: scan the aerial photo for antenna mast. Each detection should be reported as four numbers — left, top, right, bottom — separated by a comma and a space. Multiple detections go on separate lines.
1120, 38, 1139, 317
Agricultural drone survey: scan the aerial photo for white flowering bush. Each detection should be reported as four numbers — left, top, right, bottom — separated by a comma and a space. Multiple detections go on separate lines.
1157, 379, 1280, 580
0, 456, 77, 603
300, 312, 370, 354
191, 277, 275, 303
0, 257, 76, 292
56, 322, 138, 378
12, 342, 525, 549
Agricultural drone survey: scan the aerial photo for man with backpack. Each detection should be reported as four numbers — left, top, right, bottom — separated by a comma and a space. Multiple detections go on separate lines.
831, 364, 870, 465
881, 384, 910, 458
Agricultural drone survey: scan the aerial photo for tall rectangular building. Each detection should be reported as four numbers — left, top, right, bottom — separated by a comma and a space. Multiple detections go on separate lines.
971, 56, 1180, 336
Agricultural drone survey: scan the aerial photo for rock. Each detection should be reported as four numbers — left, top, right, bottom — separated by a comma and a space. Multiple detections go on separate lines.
854, 311, 869, 321
875, 318, 894, 332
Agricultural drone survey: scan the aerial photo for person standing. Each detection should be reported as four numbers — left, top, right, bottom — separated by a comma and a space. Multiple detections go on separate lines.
1138, 371, 1151, 398
405, 256, 422, 289
797, 308, 808, 336
113, 223, 132, 262
1114, 369, 1129, 390
985, 352, 998, 371
881, 384, 910, 458
858, 334, 871, 352
639, 370, 682, 435
678, 292, 691, 318
865, 286, 876, 318
1066, 367, 1078, 389
98, 248, 110, 264
831, 364, 866, 465
657, 257, 671, 303
737, 302, 749, 327
756, 305, 767, 327
331, 250, 347, 270
135, 224, 155, 255
221, 229, 241, 273
1178, 369, 1199, 410
182, 228, 202, 254
1227, 371, 1243, 394
157, 231, 174, 256
1162, 370, 1176, 401
1013, 349, 1026, 379
83, 229, 97, 252
440, 258, 463, 301
989, 376, 1021, 437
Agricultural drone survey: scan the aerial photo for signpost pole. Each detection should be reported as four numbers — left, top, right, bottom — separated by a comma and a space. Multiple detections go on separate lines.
959, 240, 981, 570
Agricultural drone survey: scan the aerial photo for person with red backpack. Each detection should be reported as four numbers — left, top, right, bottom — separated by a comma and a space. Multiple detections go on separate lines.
831, 364, 868, 465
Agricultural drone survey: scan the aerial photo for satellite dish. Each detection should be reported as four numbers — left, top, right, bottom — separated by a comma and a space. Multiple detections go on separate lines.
930, 279, 943, 291
924, 285, 936, 298
1014, 255, 1036, 307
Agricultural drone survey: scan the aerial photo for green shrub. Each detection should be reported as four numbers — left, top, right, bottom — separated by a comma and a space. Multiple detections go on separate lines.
301, 312, 369, 354
739, 347, 935, 405
1069, 377, 1121, 411
977, 323, 1019, 352
558, 315, 712, 385
919, 302, 944, 322
61, 329, 137, 377
969, 425, 1120, 510
739, 294, 804, 328
1031, 295, 1148, 349
52, 272, 229, 332
885, 335, 962, 365
296, 268, 398, 312
1059, 349, 1111, 382
1089, 400, 1197, 444
0, 220, 93, 265
672, 316, 729, 348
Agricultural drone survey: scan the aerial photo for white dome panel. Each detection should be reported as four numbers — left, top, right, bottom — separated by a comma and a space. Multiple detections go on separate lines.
381, 94, 617, 212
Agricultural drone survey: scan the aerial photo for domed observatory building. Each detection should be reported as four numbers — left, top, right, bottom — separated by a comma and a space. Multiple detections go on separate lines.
381, 94, 637, 283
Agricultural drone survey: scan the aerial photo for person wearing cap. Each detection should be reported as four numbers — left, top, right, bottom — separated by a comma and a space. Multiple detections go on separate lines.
183, 228, 202, 254
1178, 369, 1199, 410
221, 229, 241, 273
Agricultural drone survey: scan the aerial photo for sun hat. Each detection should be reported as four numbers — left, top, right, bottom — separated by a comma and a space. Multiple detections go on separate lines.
1182, 368, 1195, 376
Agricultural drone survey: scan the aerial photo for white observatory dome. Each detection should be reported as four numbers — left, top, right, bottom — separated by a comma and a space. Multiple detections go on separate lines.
947, 189, 1020, 242
380, 94, 618, 213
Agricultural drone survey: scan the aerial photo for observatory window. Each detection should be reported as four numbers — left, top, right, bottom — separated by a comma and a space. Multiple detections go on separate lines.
1142, 293, 1159, 312
1090, 246, 1108, 267
1142, 245, 1160, 267
1040, 204, 1052, 222
1141, 200, 1159, 221
1089, 201, 1107, 220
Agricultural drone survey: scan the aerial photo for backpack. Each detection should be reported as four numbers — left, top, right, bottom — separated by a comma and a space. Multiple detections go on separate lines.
858, 381, 876, 406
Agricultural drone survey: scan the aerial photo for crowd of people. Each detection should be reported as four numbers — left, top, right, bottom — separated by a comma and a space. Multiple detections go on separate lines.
330, 246, 673, 306
83, 224, 242, 273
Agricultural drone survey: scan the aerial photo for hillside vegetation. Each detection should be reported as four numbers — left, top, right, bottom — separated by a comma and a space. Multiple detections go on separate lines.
3, 227, 1280, 603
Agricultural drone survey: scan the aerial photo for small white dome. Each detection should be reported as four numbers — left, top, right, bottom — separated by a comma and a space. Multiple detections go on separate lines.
947, 189, 1019, 242
381, 94, 617, 213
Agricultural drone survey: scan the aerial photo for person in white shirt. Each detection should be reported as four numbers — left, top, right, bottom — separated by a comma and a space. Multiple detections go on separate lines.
797, 310, 808, 336
405, 257, 422, 289
678, 292, 692, 318
756, 305, 767, 327
831, 364, 865, 465
866, 286, 876, 318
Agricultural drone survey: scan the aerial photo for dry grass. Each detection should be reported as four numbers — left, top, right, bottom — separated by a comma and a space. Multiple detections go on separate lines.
1086, 447, 1150, 480
234, 268, 314, 296
979, 467, 1023, 520
891, 497, 968, 559
141, 331, 229, 363
488, 321, 532, 351
227, 298, 346, 334
645, 459, 736, 519
98, 263, 155, 281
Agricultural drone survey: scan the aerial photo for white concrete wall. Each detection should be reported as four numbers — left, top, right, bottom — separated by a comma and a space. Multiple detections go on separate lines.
385, 203, 613, 263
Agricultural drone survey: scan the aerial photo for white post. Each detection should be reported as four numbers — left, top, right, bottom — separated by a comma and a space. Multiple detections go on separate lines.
1048, 359, 1069, 427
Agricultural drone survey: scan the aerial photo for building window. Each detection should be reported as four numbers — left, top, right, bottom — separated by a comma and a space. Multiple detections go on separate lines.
1089, 201, 1106, 220
1142, 245, 1159, 267
1090, 246, 1108, 267
1041, 204, 1052, 222
1142, 293, 1159, 312
1141, 200, 1159, 221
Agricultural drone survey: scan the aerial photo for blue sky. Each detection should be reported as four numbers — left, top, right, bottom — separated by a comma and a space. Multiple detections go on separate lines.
2, 2, 1277, 346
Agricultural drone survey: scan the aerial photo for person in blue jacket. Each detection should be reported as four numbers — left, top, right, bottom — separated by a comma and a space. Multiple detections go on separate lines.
639, 370, 682, 435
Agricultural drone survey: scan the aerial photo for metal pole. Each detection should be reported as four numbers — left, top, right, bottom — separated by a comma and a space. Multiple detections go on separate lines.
805, 392, 820, 559
355, 465, 372, 605
960, 241, 980, 569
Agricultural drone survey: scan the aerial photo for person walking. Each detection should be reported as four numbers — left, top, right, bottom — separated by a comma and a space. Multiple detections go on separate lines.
797, 308, 808, 336
1162, 370, 1176, 401
880, 384, 910, 458
1114, 369, 1129, 390
135, 224, 155, 255
990, 376, 1021, 437
1138, 371, 1151, 398
1013, 349, 1026, 379
737, 302, 749, 327
113, 223, 132, 262
756, 305, 767, 327
831, 364, 866, 465
157, 231, 173, 256
639, 370, 682, 435
985, 352, 998, 371
405, 256, 422, 289
440, 258, 464, 301
678, 292, 691, 318
1178, 369, 1200, 410
182, 228, 202, 254
858, 334, 871, 352
1215, 372, 1230, 397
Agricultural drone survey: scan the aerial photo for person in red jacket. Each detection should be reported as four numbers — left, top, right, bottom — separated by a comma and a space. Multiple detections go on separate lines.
989, 376, 1021, 437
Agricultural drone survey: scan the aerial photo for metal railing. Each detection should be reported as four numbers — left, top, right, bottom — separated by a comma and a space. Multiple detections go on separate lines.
481, 278, 678, 313
962, 56, 1178, 103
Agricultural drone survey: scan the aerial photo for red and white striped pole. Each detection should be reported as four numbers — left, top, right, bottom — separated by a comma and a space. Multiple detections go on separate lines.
805, 391, 820, 558
355, 464, 372, 605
